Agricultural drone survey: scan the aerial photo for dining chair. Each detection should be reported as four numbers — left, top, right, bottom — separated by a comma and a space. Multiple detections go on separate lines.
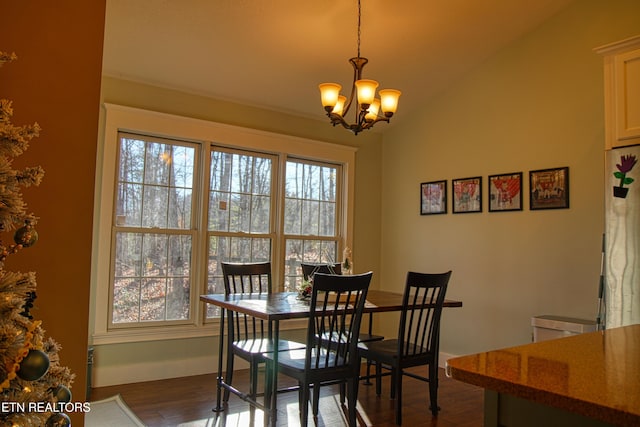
264, 271, 373, 427
300, 262, 342, 281
300, 262, 382, 343
220, 261, 303, 408
358, 270, 452, 425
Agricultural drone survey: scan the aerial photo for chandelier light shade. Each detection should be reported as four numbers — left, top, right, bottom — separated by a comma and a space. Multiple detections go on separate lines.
319, 83, 342, 109
319, 0, 401, 135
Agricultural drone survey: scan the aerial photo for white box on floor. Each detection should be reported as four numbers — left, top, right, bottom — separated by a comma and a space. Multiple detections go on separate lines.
531, 315, 596, 342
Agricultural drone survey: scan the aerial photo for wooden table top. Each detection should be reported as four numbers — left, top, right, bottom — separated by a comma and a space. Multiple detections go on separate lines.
200, 289, 462, 321
446, 324, 640, 426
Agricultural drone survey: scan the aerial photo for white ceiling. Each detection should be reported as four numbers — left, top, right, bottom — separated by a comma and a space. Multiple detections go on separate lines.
102, 0, 575, 126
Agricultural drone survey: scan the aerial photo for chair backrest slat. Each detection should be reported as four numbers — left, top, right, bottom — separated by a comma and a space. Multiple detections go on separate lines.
398, 271, 451, 359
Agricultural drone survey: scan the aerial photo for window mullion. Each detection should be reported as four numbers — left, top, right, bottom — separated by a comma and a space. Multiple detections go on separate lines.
273, 154, 287, 291
190, 140, 207, 326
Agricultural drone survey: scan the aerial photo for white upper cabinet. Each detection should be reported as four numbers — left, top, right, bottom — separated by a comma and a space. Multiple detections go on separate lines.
596, 35, 640, 149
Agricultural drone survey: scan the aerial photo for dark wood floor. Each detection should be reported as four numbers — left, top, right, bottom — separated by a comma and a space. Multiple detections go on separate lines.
91, 365, 483, 426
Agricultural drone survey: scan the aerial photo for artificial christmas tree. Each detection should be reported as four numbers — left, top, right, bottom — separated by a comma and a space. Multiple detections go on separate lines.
0, 51, 75, 427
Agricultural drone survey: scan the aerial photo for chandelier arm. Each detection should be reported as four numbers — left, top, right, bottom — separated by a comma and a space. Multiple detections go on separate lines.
343, 57, 367, 119
327, 112, 351, 130
362, 116, 390, 131
342, 71, 357, 118
327, 100, 392, 135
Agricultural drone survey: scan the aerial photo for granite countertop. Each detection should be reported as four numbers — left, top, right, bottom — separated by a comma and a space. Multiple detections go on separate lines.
446, 324, 640, 426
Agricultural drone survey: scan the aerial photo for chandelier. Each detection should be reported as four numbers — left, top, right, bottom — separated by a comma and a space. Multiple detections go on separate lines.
318, 0, 401, 135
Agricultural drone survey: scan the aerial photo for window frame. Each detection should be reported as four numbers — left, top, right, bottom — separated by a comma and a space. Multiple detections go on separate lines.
91, 104, 356, 344
109, 133, 202, 329
204, 145, 279, 316
280, 157, 343, 292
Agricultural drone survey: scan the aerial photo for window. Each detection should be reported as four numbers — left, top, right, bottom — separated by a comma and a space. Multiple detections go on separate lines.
204, 148, 276, 317
283, 160, 340, 291
92, 104, 355, 343
112, 134, 197, 326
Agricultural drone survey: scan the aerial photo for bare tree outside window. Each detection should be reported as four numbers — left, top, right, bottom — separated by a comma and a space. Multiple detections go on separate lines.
206, 149, 275, 317
113, 134, 195, 325
109, 135, 343, 326
283, 160, 339, 291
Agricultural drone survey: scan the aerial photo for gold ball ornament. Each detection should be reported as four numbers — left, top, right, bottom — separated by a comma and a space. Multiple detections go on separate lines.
13, 225, 38, 247
46, 412, 71, 427
16, 349, 50, 381
53, 384, 72, 403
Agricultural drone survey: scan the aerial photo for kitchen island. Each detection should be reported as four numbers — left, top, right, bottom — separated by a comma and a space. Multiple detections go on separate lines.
446, 324, 640, 426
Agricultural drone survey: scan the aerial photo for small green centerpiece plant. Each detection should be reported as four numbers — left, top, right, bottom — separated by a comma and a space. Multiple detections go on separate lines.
298, 277, 313, 300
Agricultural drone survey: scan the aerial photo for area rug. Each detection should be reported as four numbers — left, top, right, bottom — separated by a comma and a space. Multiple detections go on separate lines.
86, 394, 146, 427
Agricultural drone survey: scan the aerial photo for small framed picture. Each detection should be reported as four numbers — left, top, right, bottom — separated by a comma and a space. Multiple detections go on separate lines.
488, 172, 523, 212
420, 180, 447, 215
529, 167, 569, 210
452, 176, 482, 213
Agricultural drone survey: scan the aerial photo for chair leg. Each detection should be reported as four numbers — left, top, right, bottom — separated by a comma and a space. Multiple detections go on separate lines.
312, 381, 321, 416
429, 362, 440, 415
264, 360, 272, 423
375, 361, 382, 396
264, 359, 278, 427
223, 353, 234, 402
363, 357, 374, 385
300, 382, 310, 427
248, 360, 259, 416
390, 368, 397, 399
347, 377, 358, 427
394, 370, 403, 425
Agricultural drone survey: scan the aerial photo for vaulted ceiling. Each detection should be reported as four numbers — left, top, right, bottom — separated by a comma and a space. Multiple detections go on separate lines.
102, 0, 575, 126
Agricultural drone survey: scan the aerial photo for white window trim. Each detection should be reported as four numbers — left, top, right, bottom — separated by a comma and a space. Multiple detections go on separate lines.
91, 103, 356, 345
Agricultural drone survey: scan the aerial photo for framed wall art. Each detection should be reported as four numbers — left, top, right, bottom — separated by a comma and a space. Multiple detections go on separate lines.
529, 166, 569, 210
452, 176, 482, 213
488, 172, 523, 212
420, 180, 447, 215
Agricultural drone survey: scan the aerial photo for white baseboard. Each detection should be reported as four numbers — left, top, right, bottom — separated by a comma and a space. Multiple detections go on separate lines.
92, 351, 459, 388
92, 354, 247, 388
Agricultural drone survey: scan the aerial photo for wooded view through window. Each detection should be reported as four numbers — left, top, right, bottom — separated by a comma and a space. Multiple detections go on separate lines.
111, 133, 342, 327
113, 135, 196, 324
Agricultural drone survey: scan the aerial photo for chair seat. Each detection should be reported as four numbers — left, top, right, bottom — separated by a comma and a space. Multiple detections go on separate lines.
359, 339, 433, 366
358, 333, 384, 343
233, 338, 306, 355
319, 331, 383, 345
359, 338, 397, 355
265, 347, 350, 372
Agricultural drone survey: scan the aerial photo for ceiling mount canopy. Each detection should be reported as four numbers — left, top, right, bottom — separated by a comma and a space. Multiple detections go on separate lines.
318, 0, 401, 135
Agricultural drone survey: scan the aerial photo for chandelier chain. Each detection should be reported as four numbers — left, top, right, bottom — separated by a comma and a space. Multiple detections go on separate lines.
357, 0, 361, 57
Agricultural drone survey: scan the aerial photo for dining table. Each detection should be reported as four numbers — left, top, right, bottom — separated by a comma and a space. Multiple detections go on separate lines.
200, 289, 463, 426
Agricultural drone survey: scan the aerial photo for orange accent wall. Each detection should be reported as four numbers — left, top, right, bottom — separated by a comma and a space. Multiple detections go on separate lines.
1, 2, 106, 426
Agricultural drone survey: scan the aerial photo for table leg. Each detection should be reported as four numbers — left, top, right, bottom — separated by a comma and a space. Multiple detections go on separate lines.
213, 308, 225, 412
269, 319, 280, 427
363, 312, 374, 385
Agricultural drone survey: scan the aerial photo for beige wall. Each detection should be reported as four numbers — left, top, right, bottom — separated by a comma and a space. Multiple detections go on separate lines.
93, 0, 640, 383
92, 78, 383, 384
98, 78, 383, 278
2, 2, 106, 425
379, 0, 640, 355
